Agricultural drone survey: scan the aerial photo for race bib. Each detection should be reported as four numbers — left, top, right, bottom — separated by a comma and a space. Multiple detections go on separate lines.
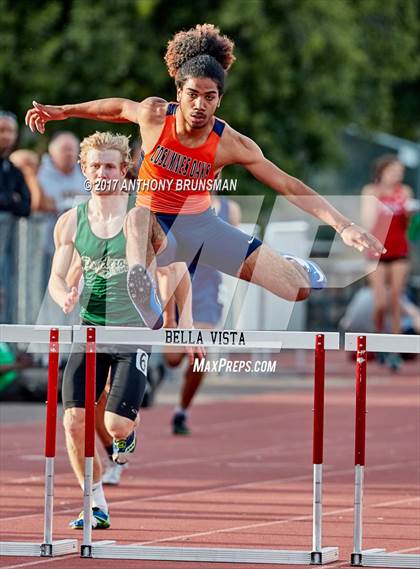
136, 348, 149, 375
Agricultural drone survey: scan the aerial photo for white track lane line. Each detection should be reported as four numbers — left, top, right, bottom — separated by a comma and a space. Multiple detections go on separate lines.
0, 555, 78, 569
133, 495, 420, 546
1, 459, 418, 525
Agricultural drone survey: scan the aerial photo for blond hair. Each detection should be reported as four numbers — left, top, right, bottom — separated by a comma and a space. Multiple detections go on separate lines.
79, 131, 131, 166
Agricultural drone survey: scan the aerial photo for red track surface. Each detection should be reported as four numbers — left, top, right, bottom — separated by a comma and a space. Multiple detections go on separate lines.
1, 356, 419, 569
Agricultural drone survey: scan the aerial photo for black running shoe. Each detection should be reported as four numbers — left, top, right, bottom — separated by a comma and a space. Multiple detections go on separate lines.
172, 412, 191, 436
127, 264, 164, 330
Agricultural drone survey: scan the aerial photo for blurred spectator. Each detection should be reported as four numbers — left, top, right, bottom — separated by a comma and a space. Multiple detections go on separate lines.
0, 111, 31, 322
0, 111, 31, 216
9, 149, 55, 212
361, 155, 415, 371
38, 131, 86, 212
37, 131, 87, 284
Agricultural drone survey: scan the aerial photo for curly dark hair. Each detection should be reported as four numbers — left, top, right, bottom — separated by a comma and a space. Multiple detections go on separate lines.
164, 24, 236, 94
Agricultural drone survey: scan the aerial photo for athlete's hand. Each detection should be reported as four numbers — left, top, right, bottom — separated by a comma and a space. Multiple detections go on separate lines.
185, 345, 206, 366
62, 287, 79, 314
25, 101, 67, 134
340, 224, 385, 257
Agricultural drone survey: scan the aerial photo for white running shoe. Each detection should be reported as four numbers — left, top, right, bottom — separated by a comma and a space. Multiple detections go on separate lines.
102, 462, 127, 486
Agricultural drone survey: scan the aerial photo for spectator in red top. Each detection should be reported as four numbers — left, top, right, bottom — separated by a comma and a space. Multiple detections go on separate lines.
361, 155, 415, 371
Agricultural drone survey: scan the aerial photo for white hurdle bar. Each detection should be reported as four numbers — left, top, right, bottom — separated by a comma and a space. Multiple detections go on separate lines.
345, 333, 420, 569
0, 325, 78, 557
72, 325, 340, 350
75, 327, 339, 564
345, 333, 420, 354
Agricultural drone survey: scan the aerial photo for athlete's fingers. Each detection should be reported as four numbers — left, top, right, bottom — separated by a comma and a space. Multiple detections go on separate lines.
33, 101, 51, 117
356, 234, 384, 256
26, 110, 37, 132
185, 346, 194, 365
70, 286, 79, 298
196, 346, 206, 359
34, 115, 44, 133
25, 108, 34, 127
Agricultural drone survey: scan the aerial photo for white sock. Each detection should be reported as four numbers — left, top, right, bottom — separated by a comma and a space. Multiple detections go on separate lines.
175, 406, 188, 417
92, 481, 108, 514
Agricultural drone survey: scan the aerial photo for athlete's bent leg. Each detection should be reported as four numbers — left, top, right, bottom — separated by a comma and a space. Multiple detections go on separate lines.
237, 244, 311, 301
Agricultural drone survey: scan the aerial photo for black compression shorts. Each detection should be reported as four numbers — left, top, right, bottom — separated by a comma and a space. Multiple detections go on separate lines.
62, 345, 149, 422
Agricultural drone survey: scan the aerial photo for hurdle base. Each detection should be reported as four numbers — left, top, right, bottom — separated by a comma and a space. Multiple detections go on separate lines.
87, 544, 339, 564
0, 539, 78, 557
81, 540, 115, 558
310, 548, 339, 565
351, 548, 420, 568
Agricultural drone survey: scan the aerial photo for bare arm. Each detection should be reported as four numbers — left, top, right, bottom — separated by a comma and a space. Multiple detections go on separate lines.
48, 209, 80, 313
25, 97, 167, 133
230, 132, 384, 256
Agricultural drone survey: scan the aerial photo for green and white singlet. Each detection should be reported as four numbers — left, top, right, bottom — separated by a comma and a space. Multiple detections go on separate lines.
75, 195, 141, 326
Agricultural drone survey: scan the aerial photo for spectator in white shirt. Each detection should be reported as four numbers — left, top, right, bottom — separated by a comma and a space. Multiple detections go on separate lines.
38, 131, 87, 213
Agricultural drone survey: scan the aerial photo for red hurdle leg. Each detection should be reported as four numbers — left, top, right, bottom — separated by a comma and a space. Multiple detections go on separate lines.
81, 327, 96, 557
41, 328, 59, 556
351, 336, 367, 566
311, 334, 325, 563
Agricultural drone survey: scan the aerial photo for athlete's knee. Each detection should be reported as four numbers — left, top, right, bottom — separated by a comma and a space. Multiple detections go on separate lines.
296, 287, 310, 301
164, 351, 185, 367
374, 297, 387, 313
63, 408, 85, 441
104, 411, 135, 440
125, 206, 152, 237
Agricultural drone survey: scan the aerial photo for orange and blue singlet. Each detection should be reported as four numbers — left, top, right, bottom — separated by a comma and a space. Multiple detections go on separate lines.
136, 103, 262, 277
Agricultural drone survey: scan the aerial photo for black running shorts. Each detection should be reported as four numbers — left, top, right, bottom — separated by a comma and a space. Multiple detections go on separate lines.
62, 345, 149, 421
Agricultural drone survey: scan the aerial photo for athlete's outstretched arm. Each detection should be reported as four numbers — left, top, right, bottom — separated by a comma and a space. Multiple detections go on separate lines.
49, 209, 80, 313
233, 134, 384, 256
25, 97, 166, 133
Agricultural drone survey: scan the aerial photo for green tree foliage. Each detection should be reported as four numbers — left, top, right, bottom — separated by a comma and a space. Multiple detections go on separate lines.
1, 0, 419, 185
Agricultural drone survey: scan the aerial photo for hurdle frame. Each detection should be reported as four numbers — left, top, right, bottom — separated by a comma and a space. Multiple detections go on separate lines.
74, 326, 340, 564
0, 325, 78, 557
345, 333, 420, 569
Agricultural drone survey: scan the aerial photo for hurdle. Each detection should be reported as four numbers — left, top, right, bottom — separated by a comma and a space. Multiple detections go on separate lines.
73, 326, 340, 564
0, 325, 78, 557
345, 333, 420, 569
